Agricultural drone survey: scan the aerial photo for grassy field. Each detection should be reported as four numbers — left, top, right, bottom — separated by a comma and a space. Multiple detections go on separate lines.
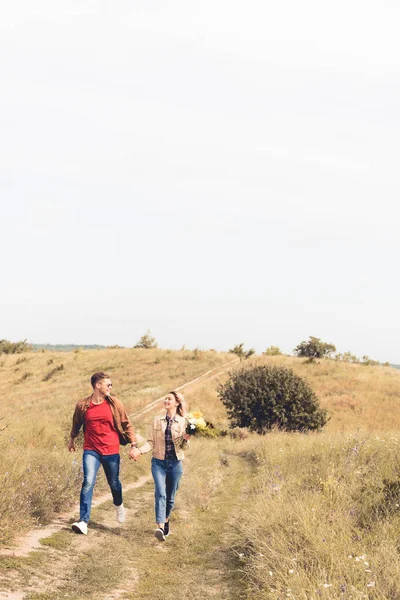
0, 347, 232, 543
1, 350, 400, 599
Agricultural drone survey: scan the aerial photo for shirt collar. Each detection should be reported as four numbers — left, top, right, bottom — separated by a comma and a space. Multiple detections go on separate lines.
163, 414, 178, 422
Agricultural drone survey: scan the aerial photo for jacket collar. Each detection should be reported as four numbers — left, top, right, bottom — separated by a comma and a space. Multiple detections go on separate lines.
162, 413, 179, 422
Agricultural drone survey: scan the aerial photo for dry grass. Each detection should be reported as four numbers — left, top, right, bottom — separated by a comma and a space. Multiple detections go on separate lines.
229, 430, 400, 599
3, 349, 400, 599
0, 348, 231, 543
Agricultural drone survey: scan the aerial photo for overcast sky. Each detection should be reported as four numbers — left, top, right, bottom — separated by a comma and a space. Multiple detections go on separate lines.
1, 0, 400, 361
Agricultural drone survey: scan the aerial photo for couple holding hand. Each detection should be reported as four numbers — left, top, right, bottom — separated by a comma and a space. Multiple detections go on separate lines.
68, 372, 190, 541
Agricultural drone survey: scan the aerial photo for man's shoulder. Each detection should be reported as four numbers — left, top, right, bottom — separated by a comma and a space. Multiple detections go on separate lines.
75, 395, 92, 408
108, 395, 124, 408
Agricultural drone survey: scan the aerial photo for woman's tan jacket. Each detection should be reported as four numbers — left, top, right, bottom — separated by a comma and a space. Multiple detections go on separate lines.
139, 414, 188, 460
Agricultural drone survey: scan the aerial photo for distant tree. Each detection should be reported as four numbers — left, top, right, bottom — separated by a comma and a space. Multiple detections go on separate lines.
336, 351, 359, 363
218, 364, 328, 433
361, 355, 379, 366
229, 343, 255, 360
263, 345, 282, 356
0, 339, 31, 354
294, 336, 336, 362
134, 330, 158, 349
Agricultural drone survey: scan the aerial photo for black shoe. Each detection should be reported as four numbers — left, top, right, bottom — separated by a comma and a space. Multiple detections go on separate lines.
164, 521, 170, 537
154, 528, 165, 541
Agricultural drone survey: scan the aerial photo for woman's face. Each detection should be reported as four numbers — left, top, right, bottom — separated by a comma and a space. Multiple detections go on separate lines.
164, 393, 179, 411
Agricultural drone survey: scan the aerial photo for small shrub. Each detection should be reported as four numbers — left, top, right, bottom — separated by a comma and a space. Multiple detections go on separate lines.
0, 339, 31, 354
218, 364, 328, 433
361, 355, 379, 366
43, 364, 64, 381
17, 372, 33, 384
16, 356, 27, 365
339, 351, 360, 363
134, 330, 158, 349
263, 345, 282, 356
228, 427, 250, 440
191, 347, 203, 360
47, 358, 54, 365
229, 343, 255, 360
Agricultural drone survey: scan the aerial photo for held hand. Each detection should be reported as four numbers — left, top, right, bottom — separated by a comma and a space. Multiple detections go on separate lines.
67, 438, 76, 452
183, 433, 191, 441
129, 447, 141, 461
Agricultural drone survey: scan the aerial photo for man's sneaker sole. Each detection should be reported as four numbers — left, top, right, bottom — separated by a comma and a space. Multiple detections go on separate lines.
154, 528, 165, 541
72, 522, 88, 535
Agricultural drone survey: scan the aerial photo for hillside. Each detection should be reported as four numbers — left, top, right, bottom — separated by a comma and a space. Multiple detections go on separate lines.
2, 351, 400, 599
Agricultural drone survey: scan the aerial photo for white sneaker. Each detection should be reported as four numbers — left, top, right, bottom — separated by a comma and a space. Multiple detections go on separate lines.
116, 504, 126, 523
72, 521, 88, 535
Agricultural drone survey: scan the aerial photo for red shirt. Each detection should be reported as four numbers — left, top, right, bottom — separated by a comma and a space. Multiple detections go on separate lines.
83, 400, 120, 455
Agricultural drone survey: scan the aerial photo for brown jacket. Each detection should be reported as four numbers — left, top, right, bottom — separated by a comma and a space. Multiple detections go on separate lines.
139, 414, 188, 460
70, 394, 136, 446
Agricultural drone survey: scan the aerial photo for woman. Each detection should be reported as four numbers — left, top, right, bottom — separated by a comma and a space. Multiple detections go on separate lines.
133, 390, 190, 541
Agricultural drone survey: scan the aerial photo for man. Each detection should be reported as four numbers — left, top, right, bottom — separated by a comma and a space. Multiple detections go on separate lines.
68, 371, 138, 535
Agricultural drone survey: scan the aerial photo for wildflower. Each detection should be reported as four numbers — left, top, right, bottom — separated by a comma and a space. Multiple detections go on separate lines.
269, 571, 273, 576
366, 582, 375, 587
185, 412, 208, 435
365, 569, 372, 573
322, 584, 332, 588
289, 569, 295, 574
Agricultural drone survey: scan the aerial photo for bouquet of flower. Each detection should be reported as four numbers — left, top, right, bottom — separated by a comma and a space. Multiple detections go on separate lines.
185, 411, 208, 435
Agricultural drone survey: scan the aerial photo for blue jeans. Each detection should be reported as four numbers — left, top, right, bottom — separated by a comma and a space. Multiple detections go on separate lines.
151, 457, 183, 524
80, 450, 122, 523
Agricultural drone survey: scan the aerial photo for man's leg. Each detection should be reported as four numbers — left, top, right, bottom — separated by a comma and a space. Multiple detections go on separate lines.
165, 459, 183, 521
101, 453, 123, 506
80, 450, 101, 523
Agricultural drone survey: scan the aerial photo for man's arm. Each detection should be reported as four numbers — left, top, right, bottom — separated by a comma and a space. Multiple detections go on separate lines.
68, 402, 83, 451
116, 400, 136, 444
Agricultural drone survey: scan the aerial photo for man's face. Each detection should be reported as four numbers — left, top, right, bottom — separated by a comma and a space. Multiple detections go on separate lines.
97, 378, 113, 396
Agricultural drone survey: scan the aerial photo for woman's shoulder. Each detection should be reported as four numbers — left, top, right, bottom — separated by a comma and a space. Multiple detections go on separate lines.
175, 414, 187, 424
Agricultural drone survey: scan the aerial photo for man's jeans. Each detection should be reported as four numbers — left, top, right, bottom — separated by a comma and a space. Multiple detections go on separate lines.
151, 457, 183, 523
80, 450, 122, 523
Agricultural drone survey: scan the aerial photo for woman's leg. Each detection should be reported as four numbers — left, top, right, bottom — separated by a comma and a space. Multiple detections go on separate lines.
151, 458, 167, 527
165, 460, 183, 521
101, 453, 123, 506
80, 450, 101, 523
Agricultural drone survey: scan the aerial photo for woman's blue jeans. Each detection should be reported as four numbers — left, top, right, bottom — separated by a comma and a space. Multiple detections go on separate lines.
80, 450, 122, 523
151, 457, 183, 524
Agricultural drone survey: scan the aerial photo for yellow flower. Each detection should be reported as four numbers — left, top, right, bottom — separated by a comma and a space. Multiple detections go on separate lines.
192, 411, 203, 419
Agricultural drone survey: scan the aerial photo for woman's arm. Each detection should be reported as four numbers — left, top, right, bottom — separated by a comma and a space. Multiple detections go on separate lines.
137, 418, 156, 455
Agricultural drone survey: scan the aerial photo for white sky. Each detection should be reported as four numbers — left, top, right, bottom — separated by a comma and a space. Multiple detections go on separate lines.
1, 0, 400, 361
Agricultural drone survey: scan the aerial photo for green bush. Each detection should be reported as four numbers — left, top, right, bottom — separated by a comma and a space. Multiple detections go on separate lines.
0, 339, 31, 354
229, 343, 255, 359
263, 345, 282, 356
218, 364, 328, 433
294, 336, 336, 361
134, 330, 158, 349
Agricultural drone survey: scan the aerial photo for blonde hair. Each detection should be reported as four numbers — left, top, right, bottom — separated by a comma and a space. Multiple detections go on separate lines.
169, 390, 186, 416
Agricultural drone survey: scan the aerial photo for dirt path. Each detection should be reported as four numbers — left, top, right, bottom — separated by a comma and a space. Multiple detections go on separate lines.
0, 441, 251, 600
0, 360, 239, 599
